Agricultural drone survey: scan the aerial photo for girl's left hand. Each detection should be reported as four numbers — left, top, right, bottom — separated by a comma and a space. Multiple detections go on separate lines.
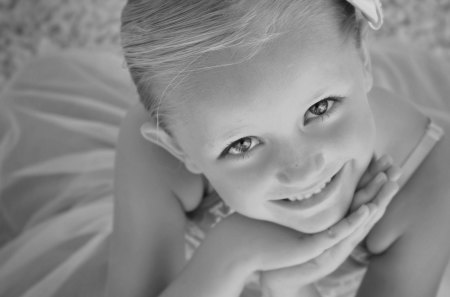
259, 155, 400, 297
350, 154, 401, 212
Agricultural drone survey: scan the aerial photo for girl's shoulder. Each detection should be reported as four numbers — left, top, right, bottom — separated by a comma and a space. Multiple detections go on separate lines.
116, 102, 206, 212
109, 103, 207, 295
366, 87, 450, 254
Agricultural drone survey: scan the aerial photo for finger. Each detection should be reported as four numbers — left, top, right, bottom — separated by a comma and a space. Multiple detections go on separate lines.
357, 154, 378, 188
351, 172, 388, 212
351, 182, 399, 239
331, 202, 378, 248
311, 204, 370, 246
303, 205, 371, 255
358, 155, 393, 189
368, 180, 399, 221
261, 206, 378, 292
353, 180, 399, 235
261, 213, 373, 290
265, 205, 371, 270
347, 203, 379, 241
386, 164, 402, 181
314, 204, 379, 267
261, 264, 319, 296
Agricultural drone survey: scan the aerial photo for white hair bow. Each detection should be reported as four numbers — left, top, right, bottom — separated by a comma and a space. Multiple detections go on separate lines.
346, 0, 383, 30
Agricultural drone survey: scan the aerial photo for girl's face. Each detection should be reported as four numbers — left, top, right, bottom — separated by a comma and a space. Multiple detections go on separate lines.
169, 26, 376, 233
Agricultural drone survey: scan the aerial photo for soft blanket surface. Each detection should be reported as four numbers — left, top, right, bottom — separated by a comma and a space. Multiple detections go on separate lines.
0, 0, 449, 90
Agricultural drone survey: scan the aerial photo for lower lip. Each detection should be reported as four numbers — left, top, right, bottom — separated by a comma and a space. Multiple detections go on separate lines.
269, 165, 345, 211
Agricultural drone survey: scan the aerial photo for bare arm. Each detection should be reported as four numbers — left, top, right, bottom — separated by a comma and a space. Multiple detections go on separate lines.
106, 103, 191, 297
105, 104, 260, 297
358, 126, 450, 297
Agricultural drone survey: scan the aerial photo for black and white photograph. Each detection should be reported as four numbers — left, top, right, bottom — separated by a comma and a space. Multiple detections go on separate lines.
0, 1, 450, 296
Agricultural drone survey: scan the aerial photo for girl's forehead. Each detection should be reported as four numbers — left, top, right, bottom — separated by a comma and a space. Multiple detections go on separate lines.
176, 25, 354, 110
168, 28, 359, 145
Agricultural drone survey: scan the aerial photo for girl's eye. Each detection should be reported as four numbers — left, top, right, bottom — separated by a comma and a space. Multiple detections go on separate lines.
309, 100, 330, 115
305, 97, 342, 122
222, 137, 260, 158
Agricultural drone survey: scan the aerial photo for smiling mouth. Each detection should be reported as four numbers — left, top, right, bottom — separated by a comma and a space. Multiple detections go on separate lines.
281, 174, 335, 202
270, 165, 345, 210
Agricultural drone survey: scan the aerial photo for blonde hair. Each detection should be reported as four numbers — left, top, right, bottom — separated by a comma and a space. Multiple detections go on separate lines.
121, 0, 361, 131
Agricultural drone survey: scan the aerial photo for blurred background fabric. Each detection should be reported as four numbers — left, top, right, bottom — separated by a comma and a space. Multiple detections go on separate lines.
0, 0, 449, 92
0, 1, 449, 296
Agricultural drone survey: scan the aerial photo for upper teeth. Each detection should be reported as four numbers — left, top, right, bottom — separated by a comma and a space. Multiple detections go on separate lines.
286, 176, 333, 202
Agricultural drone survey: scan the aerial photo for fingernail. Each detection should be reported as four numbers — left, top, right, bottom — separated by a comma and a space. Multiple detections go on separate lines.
388, 181, 400, 195
388, 167, 402, 181
327, 228, 335, 238
348, 205, 369, 224
367, 203, 379, 218
356, 204, 369, 216
375, 172, 387, 183
379, 155, 393, 166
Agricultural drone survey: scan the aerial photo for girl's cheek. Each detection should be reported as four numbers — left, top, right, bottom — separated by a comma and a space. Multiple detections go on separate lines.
211, 162, 273, 209
324, 103, 375, 158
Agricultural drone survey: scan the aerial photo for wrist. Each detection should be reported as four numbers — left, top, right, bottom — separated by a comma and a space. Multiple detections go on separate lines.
175, 244, 250, 297
167, 221, 255, 297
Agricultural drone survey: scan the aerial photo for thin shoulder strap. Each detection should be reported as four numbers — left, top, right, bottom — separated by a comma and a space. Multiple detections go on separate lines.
397, 120, 444, 189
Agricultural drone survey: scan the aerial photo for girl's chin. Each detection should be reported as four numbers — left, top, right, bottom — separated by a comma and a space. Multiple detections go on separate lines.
285, 205, 351, 234
292, 219, 341, 234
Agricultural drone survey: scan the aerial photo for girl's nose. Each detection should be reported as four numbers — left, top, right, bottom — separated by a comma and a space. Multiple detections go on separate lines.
276, 153, 325, 184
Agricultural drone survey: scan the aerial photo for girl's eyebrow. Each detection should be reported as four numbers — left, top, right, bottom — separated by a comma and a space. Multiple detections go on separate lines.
308, 80, 353, 101
219, 127, 246, 142
206, 125, 251, 148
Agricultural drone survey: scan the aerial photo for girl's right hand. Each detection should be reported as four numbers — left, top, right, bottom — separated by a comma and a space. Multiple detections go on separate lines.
217, 205, 372, 273
258, 155, 400, 297
193, 206, 373, 296
196, 155, 399, 296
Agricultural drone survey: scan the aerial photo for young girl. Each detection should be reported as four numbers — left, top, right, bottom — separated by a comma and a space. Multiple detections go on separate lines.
106, 0, 450, 297
0, 1, 449, 297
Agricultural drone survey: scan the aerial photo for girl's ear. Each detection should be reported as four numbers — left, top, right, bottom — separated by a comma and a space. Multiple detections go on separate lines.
140, 122, 202, 174
358, 24, 374, 93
